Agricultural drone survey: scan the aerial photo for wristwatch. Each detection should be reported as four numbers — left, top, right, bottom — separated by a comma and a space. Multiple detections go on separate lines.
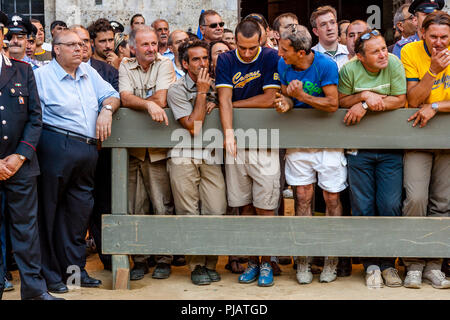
431, 102, 439, 112
103, 104, 113, 112
361, 101, 369, 110
15, 154, 25, 161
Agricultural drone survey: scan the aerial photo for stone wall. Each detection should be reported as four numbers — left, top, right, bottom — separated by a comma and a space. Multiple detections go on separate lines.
48, 0, 238, 34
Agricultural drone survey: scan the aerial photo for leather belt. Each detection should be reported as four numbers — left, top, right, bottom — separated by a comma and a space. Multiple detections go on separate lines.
43, 124, 98, 145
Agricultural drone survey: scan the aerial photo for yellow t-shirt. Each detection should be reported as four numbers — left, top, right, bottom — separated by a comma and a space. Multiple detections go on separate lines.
401, 40, 450, 105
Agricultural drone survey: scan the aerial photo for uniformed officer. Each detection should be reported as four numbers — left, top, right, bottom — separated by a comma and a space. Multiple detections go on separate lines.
393, 0, 445, 59
0, 11, 62, 300
5, 14, 40, 69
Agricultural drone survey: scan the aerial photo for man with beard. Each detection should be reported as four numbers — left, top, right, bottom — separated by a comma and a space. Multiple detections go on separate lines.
30, 19, 52, 62
88, 18, 120, 69
152, 19, 173, 60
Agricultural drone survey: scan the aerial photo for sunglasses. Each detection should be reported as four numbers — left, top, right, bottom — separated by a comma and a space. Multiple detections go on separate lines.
359, 29, 380, 41
203, 22, 225, 29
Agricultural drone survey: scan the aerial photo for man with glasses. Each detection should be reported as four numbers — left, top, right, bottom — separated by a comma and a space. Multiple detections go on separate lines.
199, 10, 224, 44
392, 4, 418, 58
34, 29, 120, 294
272, 13, 299, 48
338, 30, 406, 289
311, 6, 349, 71
393, 0, 444, 59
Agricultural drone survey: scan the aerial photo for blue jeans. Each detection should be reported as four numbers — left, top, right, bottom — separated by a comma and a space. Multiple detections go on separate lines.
347, 150, 403, 270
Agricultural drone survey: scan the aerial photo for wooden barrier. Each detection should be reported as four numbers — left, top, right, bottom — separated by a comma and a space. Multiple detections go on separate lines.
102, 108, 450, 289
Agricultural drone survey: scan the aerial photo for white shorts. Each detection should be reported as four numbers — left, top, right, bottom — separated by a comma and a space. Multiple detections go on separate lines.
285, 148, 347, 193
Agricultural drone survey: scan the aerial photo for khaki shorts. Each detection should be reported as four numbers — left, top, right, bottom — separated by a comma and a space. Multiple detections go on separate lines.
225, 149, 280, 210
167, 157, 227, 215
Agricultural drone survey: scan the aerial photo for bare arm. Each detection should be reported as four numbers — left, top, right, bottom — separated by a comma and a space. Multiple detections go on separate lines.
218, 87, 236, 157
287, 81, 338, 112
232, 88, 278, 108
147, 89, 168, 108
120, 90, 168, 125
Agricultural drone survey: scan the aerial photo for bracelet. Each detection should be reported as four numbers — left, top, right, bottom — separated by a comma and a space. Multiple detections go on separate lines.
427, 68, 437, 78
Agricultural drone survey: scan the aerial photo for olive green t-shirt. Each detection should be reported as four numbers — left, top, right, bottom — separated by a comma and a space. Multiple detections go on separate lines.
338, 53, 406, 96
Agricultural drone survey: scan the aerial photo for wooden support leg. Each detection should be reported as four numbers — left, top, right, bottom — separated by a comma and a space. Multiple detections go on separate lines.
112, 255, 130, 290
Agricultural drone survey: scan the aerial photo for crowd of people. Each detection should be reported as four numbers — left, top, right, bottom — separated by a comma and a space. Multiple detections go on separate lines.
0, 0, 449, 300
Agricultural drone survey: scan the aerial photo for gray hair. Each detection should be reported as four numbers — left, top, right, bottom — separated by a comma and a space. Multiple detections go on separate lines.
129, 25, 156, 48
280, 24, 312, 53
394, 4, 410, 28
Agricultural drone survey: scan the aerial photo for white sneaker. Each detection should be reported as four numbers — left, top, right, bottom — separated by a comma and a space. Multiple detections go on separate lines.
423, 269, 450, 289
296, 257, 313, 284
366, 269, 384, 289
404, 270, 422, 289
320, 257, 338, 283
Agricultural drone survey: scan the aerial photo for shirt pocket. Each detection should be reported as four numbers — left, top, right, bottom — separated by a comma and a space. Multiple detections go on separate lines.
10, 87, 29, 113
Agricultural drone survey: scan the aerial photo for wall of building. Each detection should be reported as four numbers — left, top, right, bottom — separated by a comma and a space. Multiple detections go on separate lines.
45, 0, 238, 34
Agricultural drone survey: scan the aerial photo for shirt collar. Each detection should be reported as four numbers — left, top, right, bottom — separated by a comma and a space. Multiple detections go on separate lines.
236, 46, 262, 64
51, 59, 88, 81
315, 42, 349, 56
184, 73, 196, 91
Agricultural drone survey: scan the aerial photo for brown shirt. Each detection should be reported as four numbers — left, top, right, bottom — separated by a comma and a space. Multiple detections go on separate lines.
34, 49, 52, 62
119, 53, 176, 161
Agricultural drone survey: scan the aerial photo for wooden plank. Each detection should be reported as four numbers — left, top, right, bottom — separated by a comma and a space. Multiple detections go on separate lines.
109, 148, 130, 290
102, 216, 450, 258
114, 268, 130, 290
102, 108, 450, 149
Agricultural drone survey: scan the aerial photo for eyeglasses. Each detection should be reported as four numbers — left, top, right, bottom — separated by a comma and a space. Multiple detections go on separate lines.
359, 29, 380, 41
400, 14, 415, 22
203, 22, 225, 29
54, 41, 85, 49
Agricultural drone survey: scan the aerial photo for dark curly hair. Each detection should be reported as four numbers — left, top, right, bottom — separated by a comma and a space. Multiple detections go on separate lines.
178, 39, 209, 72
87, 18, 114, 40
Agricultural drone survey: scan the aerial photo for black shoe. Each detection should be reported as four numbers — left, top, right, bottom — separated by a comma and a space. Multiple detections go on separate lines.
443, 258, 450, 277
172, 255, 186, 266
191, 266, 211, 285
80, 274, 102, 288
337, 257, 352, 277
130, 262, 149, 281
47, 282, 69, 294
205, 268, 221, 282
152, 263, 171, 279
26, 292, 65, 300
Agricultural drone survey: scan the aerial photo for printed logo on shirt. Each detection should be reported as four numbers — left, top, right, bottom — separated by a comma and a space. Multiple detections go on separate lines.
274, 73, 280, 81
303, 81, 323, 95
432, 73, 450, 90
232, 71, 262, 89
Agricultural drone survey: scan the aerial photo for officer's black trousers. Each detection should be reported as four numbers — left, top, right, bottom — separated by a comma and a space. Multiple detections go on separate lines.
37, 129, 98, 285
0, 176, 46, 299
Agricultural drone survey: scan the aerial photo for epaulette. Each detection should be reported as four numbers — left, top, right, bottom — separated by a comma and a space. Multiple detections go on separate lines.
10, 57, 28, 64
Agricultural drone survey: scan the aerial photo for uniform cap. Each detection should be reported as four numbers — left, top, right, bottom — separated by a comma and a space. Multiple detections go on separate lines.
409, 0, 445, 14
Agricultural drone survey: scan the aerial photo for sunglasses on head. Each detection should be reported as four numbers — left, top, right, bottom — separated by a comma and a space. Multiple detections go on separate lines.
203, 22, 225, 29
359, 29, 380, 41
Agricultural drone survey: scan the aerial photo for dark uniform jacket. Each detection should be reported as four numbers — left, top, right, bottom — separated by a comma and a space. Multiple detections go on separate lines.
0, 54, 42, 177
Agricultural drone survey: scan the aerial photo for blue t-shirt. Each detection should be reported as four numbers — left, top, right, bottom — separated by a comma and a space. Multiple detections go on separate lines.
215, 47, 281, 102
278, 50, 339, 108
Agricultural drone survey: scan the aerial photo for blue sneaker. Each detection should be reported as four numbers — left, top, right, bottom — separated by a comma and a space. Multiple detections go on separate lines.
258, 262, 274, 287
238, 262, 259, 283
4, 278, 14, 291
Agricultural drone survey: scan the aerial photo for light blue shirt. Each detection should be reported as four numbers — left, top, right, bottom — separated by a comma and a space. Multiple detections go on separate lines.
163, 48, 174, 61
34, 59, 119, 138
172, 59, 185, 79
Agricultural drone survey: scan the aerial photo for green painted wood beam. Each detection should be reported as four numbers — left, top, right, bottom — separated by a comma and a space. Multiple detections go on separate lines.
102, 215, 450, 258
102, 108, 450, 149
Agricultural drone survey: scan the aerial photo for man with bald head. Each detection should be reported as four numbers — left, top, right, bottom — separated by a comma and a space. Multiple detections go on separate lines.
34, 29, 120, 293
119, 26, 176, 281
168, 30, 189, 79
